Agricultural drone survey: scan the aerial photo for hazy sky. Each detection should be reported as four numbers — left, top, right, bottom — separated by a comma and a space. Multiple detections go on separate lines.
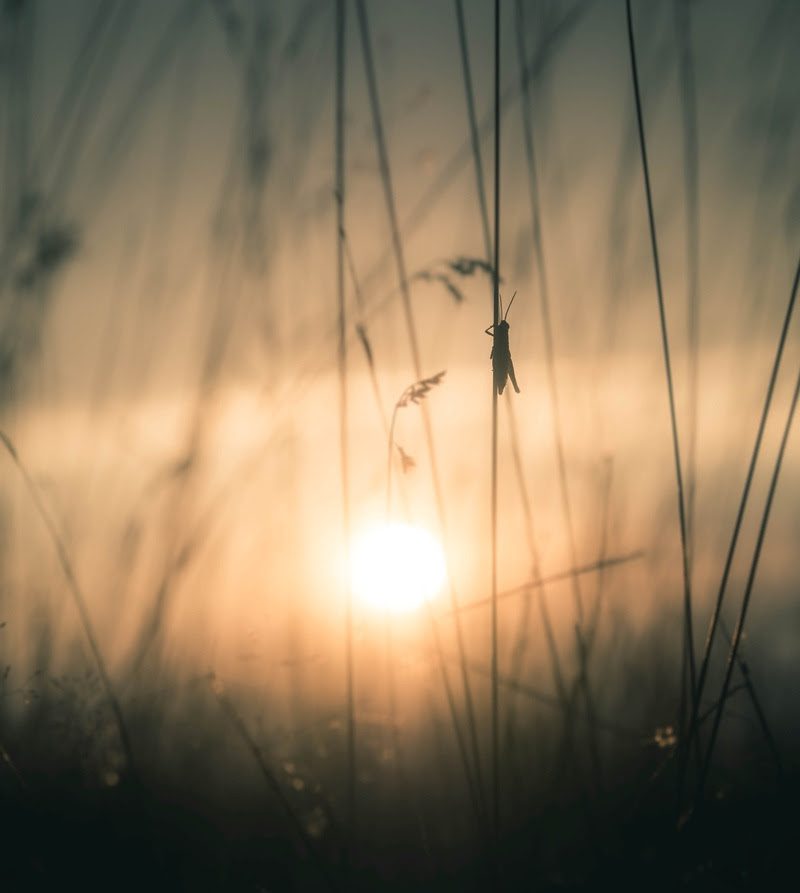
2, 0, 799, 697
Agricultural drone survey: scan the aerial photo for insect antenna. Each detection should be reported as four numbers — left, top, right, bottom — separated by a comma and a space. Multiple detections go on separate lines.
503, 290, 517, 321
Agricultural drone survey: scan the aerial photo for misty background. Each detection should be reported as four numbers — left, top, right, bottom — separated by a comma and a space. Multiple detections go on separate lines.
1, 0, 799, 884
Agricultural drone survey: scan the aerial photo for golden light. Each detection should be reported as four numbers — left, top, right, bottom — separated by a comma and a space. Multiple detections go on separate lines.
350, 522, 446, 614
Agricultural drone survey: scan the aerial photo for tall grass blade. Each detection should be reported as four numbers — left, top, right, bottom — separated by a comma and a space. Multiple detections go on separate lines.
354, 0, 488, 831
334, 0, 356, 846
625, 0, 697, 734
0, 431, 135, 778
696, 356, 800, 805
490, 0, 502, 841
681, 251, 800, 804
516, 0, 601, 789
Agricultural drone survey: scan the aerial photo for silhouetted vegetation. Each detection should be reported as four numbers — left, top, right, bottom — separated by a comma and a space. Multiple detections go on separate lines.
1, 1, 799, 890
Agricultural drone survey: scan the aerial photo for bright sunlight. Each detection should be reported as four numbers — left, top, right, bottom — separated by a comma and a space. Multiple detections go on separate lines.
350, 522, 446, 613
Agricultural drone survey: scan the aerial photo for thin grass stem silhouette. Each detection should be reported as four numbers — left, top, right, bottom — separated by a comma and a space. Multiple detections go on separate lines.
424, 607, 485, 836
572, 459, 616, 796
696, 356, 800, 807
454, 0, 492, 256
0, 431, 135, 778
453, 1, 568, 759
347, 2, 593, 316
198, 7, 592, 468
212, 678, 340, 892
341, 231, 417, 523
354, 0, 487, 830
515, 0, 584, 629
454, 660, 638, 741
502, 399, 568, 758
554, 463, 618, 789
675, 0, 700, 581
339, 223, 390, 435
490, 0, 502, 841
680, 251, 800, 804
671, 10, 708, 779
710, 622, 781, 774
587, 459, 614, 647
449, 551, 645, 615
625, 0, 697, 736
334, 0, 356, 845
515, 0, 601, 789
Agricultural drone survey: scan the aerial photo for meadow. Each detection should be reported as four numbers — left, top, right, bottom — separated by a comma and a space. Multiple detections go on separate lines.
1, 1, 799, 889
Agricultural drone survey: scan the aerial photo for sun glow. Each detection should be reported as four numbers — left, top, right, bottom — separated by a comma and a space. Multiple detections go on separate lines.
350, 522, 446, 614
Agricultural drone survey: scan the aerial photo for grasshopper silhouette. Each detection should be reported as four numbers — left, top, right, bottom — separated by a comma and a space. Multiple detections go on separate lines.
485, 291, 520, 395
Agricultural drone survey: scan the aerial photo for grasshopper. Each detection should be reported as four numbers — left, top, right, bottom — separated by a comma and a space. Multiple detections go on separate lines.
485, 291, 520, 395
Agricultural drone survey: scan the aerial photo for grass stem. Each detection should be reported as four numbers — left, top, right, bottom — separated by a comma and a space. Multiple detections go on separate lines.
355, 0, 487, 831
696, 356, 800, 805
625, 0, 697, 737
490, 0, 502, 842
0, 431, 136, 778
680, 252, 800, 805
334, 0, 357, 847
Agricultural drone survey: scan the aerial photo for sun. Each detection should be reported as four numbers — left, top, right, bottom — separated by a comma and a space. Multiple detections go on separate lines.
350, 522, 446, 614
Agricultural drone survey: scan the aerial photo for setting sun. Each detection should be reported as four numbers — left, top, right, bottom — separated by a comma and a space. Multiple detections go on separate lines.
350, 522, 446, 613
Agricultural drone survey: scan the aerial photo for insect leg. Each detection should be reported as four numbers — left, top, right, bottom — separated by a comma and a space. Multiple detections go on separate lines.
507, 355, 521, 394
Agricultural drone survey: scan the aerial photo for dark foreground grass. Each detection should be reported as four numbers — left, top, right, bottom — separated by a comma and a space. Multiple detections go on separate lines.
1, 673, 797, 892
2, 756, 796, 891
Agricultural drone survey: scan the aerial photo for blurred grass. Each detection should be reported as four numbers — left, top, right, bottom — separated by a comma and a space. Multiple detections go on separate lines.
1, 1, 799, 889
